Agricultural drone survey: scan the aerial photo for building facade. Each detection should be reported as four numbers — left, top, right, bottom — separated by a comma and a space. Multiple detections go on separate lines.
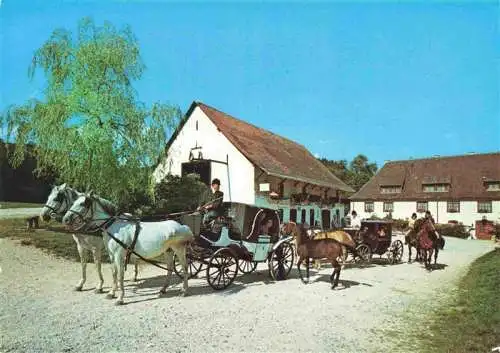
349, 153, 500, 226
153, 101, 354, 229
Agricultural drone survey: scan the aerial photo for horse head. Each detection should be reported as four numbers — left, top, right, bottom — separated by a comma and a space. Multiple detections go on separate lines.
62, 191, 117, 232
40, 183, 83, 222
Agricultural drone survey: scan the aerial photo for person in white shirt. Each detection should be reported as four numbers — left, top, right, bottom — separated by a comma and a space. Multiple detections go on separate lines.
350, 210, 361, 228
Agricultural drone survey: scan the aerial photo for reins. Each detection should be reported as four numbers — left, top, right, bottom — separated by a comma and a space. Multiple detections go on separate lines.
69, 197, 175, 272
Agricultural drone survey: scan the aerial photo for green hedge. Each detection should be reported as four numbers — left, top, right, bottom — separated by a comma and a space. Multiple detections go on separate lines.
435, 223, 469, 239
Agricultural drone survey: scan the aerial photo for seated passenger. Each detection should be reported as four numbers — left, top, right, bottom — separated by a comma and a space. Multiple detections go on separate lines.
260, 217, 274, 235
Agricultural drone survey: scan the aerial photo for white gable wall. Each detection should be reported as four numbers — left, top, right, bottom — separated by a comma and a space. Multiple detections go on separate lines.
153, 106, 255, 204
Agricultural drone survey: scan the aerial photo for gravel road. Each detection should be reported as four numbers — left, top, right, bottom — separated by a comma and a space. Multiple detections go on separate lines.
0, 234, 494, 353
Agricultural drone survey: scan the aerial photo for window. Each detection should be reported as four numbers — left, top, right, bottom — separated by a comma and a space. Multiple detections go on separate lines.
423, 184, 450, 192
447, 201, 460, 213
277, 209, 284, 222
416, 201, 428, 213
383, 202, 393, 212
301, 209, 306, 224
289, 209, 297, 222
309, 209, 315, 227
380, 186, 401, 194
477, 201, 492, 213
364, 202, 374, 212
195, 120, 198, 130
486, 182, 500, 191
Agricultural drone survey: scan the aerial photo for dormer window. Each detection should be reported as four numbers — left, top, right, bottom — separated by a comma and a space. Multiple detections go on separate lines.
422, 183, 450, 192
380, 186, 401, 194
485, 181, 500, 191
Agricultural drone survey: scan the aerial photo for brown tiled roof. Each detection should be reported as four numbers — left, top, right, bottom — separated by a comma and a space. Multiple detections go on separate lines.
349, 153, 500, 201
169, 101, 354, 192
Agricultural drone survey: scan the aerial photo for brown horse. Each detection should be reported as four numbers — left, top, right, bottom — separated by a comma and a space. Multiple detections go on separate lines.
406, 218, 425, 263
281, 222, 344, 289
418, 218, 439, 269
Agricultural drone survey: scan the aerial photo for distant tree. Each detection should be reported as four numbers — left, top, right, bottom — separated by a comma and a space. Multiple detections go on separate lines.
346, 154, 378, 191
2, 17, 181, 208
154, 173, 210, 214
319, 154, 378, 192
318, 158, 349, 182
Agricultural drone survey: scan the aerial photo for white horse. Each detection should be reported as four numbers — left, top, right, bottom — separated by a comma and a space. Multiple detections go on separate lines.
62, 191, 194, 305
40, 183, 140, 293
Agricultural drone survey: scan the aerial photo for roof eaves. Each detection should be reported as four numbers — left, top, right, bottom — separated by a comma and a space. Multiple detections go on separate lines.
265, 170, 354, 192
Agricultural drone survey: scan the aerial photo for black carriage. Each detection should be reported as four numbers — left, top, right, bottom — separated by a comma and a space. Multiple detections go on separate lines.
170, 202, 295, 290
343, 219, 404, 264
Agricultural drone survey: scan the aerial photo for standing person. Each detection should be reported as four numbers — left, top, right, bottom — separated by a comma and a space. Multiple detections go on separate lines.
198, 178, 224, 226
405, 213, 418, 244
351, 210, 361, 228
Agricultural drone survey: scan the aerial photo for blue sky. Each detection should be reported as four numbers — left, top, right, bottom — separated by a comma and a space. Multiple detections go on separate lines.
1, 0, 498, 168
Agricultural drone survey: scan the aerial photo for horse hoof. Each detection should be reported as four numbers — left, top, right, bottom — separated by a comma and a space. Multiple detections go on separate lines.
94, 288, 104, 294
115, 300, 124, 306
179, 291, 188, 297
106, 293, 115, 299
74, 286, 83, 292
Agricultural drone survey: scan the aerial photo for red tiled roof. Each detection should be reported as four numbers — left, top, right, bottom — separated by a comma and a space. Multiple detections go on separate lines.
173, 101, 354, 192
349, 153, 500, 201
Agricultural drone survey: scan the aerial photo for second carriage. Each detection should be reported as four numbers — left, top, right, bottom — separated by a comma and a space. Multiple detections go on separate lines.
170, 202, 295, 290
343, 219, 404, 264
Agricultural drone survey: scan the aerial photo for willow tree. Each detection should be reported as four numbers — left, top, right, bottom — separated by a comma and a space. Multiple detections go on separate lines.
3, 17, 181, 208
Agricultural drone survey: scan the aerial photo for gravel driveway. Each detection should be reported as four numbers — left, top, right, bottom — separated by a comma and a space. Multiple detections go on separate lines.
0, 234, 494, 353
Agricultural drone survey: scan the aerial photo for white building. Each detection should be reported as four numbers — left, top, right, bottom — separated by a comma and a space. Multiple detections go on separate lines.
153, 101, 354, 229
349, 153, 500, 227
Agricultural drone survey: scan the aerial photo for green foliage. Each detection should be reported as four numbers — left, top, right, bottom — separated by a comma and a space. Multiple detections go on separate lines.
153, 173, 211, 214
2, 17, 181, 208
414, 249, 500, 353
435, 223, 470, 239
319, 154, 378, 191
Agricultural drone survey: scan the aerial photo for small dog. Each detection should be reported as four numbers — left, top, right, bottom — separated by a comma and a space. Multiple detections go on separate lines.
26, 216, 39, 231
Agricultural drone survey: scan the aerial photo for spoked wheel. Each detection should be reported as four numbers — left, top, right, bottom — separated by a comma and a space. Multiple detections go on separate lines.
355, 244, 372, 264
388, 240, 404, 264
238, 259, 258, 274
268, 241, 295, 281
173, 252, 203, 279
206, 248, 239, 290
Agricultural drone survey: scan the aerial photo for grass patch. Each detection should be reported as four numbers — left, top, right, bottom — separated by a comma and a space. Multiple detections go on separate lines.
0, 202, 44, 209
414, 249, 500, 353
0, 218, 110, 263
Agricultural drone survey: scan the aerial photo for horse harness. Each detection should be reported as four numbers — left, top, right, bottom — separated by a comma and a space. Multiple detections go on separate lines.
68, 198, 173, 272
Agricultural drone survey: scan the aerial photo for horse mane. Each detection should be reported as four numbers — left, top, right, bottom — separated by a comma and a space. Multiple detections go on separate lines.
414, 218, 426, 232
95, 196, 118, 216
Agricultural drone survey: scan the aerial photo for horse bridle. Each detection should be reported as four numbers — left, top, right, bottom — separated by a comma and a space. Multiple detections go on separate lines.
66, 196, 117, 234
43, 189, 73, 220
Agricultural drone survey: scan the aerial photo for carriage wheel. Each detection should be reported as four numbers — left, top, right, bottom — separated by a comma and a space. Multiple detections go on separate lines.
173, 252, 203, 279
389, 240, 404, 264
355, 244, 372, 264
269, 241, 295, 281
238, 259, 258, 274
206, 248, 239, 290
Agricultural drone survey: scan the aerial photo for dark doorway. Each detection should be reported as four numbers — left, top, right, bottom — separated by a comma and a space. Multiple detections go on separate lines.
290, 209, 297, 222
301, 209, 306, 224
181, 160, 211, 186
277, 209, 284, 223
309, 209, 315, 227
321, 209, 331, 230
